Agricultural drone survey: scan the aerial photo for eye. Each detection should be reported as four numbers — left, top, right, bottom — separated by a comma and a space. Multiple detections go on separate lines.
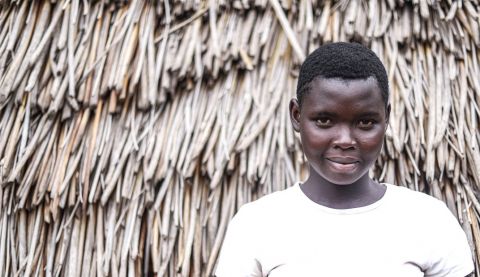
358, 119, 376, 129
315, 118, 332, 127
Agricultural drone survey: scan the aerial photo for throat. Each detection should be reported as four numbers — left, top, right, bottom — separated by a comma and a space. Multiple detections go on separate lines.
300, 178, 386, 209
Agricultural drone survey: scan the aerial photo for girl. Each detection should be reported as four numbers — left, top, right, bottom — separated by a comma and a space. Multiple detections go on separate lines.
215, 42, 473, 277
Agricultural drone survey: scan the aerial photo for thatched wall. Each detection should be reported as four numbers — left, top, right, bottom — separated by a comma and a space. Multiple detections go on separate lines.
0, 0, 479, 276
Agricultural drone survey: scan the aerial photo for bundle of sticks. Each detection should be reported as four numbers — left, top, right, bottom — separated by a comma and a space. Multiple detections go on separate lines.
0, 0, 479, 276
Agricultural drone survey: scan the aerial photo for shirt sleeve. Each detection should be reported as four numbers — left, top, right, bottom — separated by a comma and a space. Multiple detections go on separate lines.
214, 206, 264, 277
424, 201, 474, 277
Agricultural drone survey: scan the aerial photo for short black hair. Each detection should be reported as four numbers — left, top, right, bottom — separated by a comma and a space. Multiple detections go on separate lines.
296, 42, 389, 108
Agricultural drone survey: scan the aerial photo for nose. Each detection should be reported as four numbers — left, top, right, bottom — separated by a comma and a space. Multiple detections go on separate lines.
332, 125, 356, 150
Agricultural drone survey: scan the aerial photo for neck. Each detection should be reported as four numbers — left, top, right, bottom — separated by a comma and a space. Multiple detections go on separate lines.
301, 169, 385, 209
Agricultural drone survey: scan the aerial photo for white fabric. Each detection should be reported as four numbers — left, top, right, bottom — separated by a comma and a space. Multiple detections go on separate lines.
215, 183, 473, 277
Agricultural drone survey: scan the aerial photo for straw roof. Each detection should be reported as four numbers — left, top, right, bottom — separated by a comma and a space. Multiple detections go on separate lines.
0, 0, 479, 276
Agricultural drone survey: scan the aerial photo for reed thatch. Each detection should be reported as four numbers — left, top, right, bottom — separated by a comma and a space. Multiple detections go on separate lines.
0, 0, 479, 276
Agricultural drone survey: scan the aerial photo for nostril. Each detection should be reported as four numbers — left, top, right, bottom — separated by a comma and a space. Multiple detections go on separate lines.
333, 144, 356, 150
332, 138, 356, 149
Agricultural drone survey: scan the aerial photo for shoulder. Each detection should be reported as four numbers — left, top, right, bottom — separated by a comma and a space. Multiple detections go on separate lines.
384, 184, 470, 254
385, 184, 473, 276
384, 184, 451, 216
385, 183, 439, 203
382, 183, 464, 232
231, 185, 299, 225
238, 185, 297, 214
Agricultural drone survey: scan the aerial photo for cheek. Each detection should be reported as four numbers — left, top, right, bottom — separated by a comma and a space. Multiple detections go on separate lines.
357, 131, 385, 153
300, 127, 330, 149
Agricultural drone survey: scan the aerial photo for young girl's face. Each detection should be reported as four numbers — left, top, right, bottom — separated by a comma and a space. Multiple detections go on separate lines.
290, 77, 389, 185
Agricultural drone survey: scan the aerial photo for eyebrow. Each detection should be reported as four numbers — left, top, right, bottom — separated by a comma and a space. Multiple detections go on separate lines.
312, 111, 382, 117
357, 112, 382, 117
313, 111, 337, 117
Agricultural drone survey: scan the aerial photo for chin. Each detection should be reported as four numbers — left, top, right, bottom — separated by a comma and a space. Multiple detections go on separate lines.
325, 178, 362, 186
310, 171, 363, 186
311, 167, 369, 186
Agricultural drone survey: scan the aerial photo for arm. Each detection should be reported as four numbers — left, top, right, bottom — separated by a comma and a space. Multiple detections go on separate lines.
424, 201, 474, 277
215, 206, 263, 277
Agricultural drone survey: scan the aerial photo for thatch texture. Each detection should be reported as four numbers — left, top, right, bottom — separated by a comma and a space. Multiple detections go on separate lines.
0, 0, 479, 276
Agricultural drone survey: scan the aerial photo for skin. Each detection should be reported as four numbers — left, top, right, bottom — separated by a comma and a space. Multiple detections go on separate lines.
289, 76, 473, 275
289, 76, 390, 209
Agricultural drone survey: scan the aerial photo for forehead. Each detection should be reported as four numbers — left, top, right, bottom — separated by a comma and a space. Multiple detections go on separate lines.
303, 77, 385, 114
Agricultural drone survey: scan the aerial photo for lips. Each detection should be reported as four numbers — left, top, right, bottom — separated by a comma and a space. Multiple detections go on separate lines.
325, 157, 359, 172
326, 156, 359, 164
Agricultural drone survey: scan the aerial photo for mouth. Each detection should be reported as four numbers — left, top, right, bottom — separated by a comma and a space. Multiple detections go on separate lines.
325, 157, 359, 171
326, 157, 359, 164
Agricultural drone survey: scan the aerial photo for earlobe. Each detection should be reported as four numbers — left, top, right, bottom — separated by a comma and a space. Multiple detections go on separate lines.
289, 99, 301, 132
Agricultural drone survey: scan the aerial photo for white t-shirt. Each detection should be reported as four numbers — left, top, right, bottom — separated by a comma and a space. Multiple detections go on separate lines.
215, 183, 473, 277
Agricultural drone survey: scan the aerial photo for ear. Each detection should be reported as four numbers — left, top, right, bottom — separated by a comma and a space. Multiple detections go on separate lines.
385, 104, 391, 128
289, 98, 301, 132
